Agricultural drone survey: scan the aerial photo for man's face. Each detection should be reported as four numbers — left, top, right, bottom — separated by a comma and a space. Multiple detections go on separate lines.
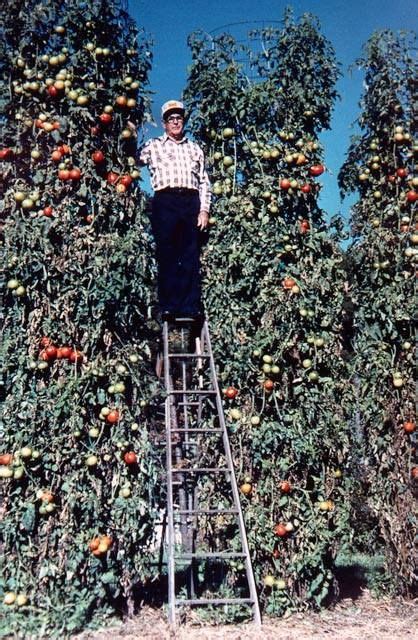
163, 112, 184, 139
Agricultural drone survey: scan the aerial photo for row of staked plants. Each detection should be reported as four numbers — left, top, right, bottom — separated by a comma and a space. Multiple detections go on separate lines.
183, 11, 416, 614
0, 1, 416, 636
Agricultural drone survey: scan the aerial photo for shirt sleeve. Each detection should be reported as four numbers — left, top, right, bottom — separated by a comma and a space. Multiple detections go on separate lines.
138, 141, 151, 166
197, 146, 211, 213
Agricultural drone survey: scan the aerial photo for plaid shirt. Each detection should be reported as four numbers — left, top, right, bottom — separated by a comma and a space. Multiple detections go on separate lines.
139, 134, 211, 213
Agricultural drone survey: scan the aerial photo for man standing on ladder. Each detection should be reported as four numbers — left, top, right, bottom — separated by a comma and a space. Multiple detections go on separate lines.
139, 100, 211, 321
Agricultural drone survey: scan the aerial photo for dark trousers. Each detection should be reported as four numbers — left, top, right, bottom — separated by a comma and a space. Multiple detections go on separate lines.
151, 190, 202, 315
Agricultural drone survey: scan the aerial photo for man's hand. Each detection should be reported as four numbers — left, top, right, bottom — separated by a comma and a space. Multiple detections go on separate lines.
197, 210, 209, 230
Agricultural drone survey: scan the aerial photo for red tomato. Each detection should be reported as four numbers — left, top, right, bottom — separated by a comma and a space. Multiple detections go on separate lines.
264, 379, 274, 391
69, 168, 81, 180
300, 184, 311, 194
43, 206, 53, 217
99, 113, 112, 125
0, 454, 13, 465
280, 178, 291, 190
45, 345, 58, 360
48, 86, 58, 97
224, 386, 238, 400
299, 219, 310, 233
403, 421, 416, 434
282, 277, 296, 290
39, 490, 54, 503
92, 150, 105, 163
60, 346, 72, 359
406, 190, 418, 203
106, 171, 119, 185
396, 168, 408, 178
123, 451, 137, 465
51, 150, 62, 162
387, 174, 396, 183
90, 126, 100, 136
0, 148, 13, 160
411, 467, 418, 480
58, 144, 70, 155
58, 169, 71, 181
88, 537, 101, 551
106, 410, 120, 424
309, 164, 325, 177
280, 480, 292, 493
120, 175, 133, 188
273, 523, 287, 537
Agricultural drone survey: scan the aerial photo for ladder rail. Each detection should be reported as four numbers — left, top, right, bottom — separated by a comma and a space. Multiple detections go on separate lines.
202, 320, 262, 626
163, 320, 177, 626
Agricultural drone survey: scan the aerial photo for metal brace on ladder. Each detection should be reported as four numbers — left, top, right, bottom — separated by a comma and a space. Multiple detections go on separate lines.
160, 315, 261, 627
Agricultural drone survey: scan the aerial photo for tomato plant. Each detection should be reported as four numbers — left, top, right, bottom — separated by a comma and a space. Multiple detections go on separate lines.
0, 0, 161, 635
339, 29, 416, 596
184, 8, 352, 618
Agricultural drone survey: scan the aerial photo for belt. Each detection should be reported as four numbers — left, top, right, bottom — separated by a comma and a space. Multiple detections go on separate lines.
156, 187, 199, 195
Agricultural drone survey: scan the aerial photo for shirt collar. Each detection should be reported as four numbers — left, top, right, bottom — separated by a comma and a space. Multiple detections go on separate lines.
161, 133, 188, 145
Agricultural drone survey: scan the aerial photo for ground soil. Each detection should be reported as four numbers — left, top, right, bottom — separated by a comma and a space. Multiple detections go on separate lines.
74, 590, 417, 640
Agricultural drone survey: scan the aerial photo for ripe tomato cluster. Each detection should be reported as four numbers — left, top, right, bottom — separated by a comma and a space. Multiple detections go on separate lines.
88, 534, 113, 557
106, 171, 134, 193
282, 276, 297, 290
38, 337, 84, 364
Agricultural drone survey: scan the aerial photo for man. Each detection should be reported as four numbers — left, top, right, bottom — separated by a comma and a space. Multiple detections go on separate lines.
139, 100, 211, 320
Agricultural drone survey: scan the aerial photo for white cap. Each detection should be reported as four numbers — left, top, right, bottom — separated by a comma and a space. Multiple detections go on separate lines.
161, 99, 185, 120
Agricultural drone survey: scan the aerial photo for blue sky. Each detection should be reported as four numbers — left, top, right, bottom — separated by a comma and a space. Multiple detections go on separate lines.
129, 0, 416, 222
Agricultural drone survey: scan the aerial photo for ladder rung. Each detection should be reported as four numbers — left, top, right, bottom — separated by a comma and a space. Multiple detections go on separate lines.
175, 552, 247, 559
166, 316, 203, 322
171, 467, 230, 474
178, 509, 238, 515
178, 401, 201, 406
168, 389, 217, 395
168, 353, 210, 359
169, 428, 222, 433
175, 597, 253, 606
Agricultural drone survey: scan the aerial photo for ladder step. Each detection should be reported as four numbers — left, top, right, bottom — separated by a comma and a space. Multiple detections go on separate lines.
169, 428, 222, 433
168, 389, 217, 395
166, 316, 203, 322
168, 353, 210, 359
178, 509, 239, 515
175, 597, 254, 606
178, 401, 201, 406
171, 467, 230, 474
175, 552, 247, 559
